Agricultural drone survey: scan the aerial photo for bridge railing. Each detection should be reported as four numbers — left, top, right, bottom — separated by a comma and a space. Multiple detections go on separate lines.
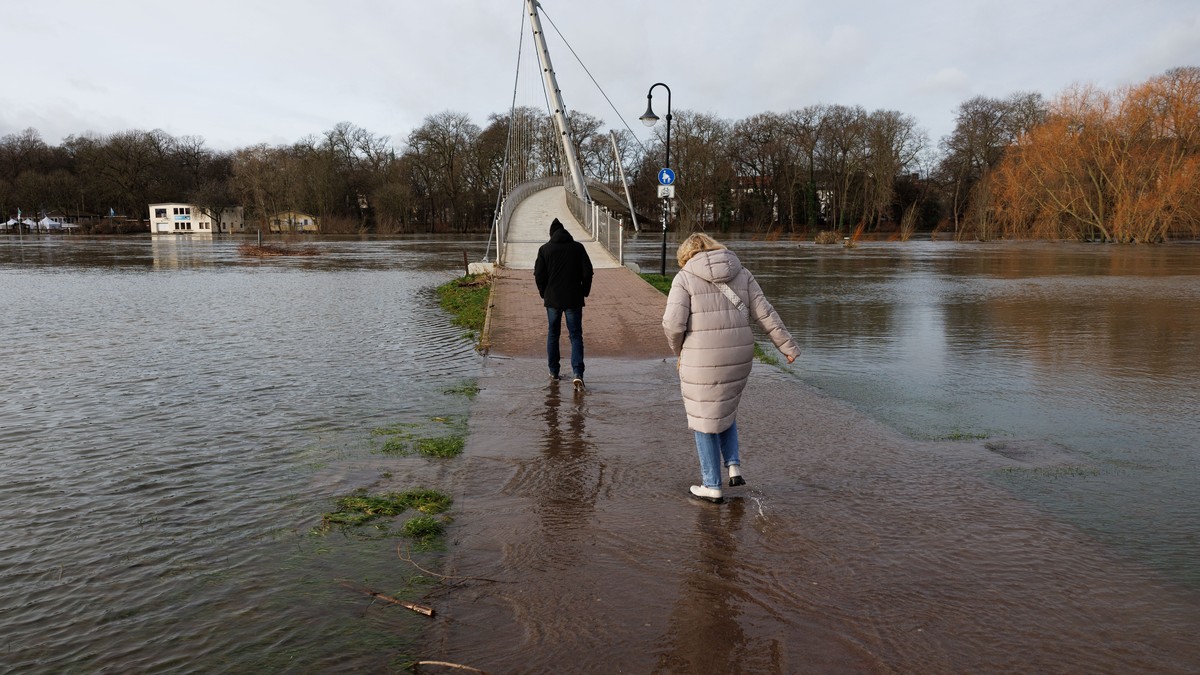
565, 189, 624, 266
495, 176, 625, 267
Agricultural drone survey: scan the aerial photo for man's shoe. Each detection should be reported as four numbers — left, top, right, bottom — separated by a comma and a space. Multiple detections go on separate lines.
728, 465, 745, 487
689, 485, 723, 503
549, 371, 560, 381
572, 376, 584, 392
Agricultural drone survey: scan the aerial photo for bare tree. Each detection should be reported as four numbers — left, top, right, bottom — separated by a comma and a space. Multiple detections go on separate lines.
863, 109, 927, 229
405, 111, 481, 232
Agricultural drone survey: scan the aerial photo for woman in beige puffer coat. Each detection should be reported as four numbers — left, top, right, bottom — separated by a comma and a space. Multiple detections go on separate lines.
662, 233, 801, 503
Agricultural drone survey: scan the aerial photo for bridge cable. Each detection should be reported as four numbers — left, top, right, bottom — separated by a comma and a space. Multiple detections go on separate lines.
483, 3, 529, 264
539, 6, 651, 158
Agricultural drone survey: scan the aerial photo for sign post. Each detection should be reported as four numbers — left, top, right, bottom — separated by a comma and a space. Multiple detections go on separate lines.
657, 167, 677, 275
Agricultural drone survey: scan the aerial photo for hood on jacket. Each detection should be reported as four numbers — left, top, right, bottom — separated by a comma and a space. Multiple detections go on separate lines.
685, 248, 742, 283
549, 218, 564, 236
549, 225, 574, 243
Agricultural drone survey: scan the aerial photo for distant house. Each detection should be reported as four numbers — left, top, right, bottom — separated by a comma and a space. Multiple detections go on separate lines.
215, 206, 245, 233
47, 209, 99, 228
149, 203, 244, 234
269, 211, 319, 233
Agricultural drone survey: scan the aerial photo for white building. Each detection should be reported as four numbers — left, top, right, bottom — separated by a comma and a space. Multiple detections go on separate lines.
268, 210, 319, 233
149, 203, 244, 234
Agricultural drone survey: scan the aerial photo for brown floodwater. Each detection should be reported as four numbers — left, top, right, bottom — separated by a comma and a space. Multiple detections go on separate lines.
2, 235, 1197, 672
423, 238, 1200, 673
426, 356, 1200, 673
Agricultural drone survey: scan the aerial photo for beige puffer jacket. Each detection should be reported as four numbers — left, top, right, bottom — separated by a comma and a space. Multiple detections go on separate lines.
662, 248, 801, 434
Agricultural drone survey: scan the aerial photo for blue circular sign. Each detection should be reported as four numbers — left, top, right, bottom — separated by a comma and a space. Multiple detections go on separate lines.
658, 168, 676, 185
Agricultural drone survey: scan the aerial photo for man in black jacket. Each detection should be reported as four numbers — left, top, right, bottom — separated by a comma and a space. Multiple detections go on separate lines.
534, 217, 593, 390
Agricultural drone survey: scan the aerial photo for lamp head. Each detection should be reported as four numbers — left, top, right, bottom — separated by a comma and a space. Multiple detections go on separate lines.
640, 100, 659, 127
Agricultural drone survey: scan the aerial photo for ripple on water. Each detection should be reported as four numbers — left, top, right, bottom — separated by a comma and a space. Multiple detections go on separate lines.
0, 241, 485, 671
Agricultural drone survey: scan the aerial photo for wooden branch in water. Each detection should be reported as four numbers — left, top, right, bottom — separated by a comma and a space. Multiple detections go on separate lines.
412, 660, 489, 674
340, 581, 434, 616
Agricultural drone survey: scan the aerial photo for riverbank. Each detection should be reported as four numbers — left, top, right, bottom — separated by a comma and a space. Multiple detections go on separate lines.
418, 266, 1200, 672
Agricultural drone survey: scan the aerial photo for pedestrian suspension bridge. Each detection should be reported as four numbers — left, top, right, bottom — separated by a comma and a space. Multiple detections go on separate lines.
475, 0, 643, 273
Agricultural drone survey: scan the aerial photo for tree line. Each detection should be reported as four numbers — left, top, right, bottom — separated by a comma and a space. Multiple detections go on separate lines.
1, 67, 1195, 241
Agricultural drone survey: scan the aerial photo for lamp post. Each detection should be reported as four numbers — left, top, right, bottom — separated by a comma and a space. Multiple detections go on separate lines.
640, 82, 671, 276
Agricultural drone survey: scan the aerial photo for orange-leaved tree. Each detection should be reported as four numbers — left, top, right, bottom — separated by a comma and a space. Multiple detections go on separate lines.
991, 68, 1200, 242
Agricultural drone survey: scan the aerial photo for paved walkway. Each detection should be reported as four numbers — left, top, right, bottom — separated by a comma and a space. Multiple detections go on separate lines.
483, 267, 671, 360
486, 185, 669, 360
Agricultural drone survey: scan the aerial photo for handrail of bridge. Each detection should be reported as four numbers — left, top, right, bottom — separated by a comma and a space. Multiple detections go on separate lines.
565, 188, 625, 267
495, 177, 626, 267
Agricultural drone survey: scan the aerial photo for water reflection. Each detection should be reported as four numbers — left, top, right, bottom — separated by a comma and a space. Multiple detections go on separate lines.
0, 235, 487, 671
654, 500, 747, 674
737, 240, 1200, 587
533, 383, 600, 568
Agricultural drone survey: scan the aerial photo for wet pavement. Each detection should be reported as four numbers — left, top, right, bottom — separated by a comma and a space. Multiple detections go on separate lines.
420, 269, 1200, 673
482, 267, 671, 360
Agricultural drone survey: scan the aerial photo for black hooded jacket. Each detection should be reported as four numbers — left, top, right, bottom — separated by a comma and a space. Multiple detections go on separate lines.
534, 220, 593, 309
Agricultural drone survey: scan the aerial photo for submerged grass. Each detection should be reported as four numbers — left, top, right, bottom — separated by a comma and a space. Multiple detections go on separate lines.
315, 488, 452, 534
371, 416, 466, 457
436, 273, 491, 343
415, 435, 465, 458
937, 430, 991, 441
444, 381, 480, 399
370, 422, 420, 436
401, 516, 445, 542
753, 342, 779, 366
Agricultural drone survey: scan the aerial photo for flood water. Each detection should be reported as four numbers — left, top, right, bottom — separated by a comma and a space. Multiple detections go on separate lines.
727, 238, 1200, 590
2, 234, 1199, 672
1, 236, 483, 672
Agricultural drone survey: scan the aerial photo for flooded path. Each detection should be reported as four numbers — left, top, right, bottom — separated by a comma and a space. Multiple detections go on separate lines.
3, 236, 1197, 672
423, 265, 1200, 673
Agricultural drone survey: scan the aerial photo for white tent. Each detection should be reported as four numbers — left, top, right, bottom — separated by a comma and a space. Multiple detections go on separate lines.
2, 218, 17, 230
21, 218, 36, 228
36, 217, 63, 231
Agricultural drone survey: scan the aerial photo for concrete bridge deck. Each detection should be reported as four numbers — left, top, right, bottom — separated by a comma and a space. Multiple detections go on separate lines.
500, 186, 623, 271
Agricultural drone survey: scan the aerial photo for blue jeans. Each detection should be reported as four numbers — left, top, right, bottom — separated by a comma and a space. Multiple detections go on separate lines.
546, 307, 584, 378
694, 422, 740, 488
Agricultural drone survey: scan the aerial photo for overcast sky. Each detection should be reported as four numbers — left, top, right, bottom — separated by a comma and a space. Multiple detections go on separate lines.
3, 0, 1197, 154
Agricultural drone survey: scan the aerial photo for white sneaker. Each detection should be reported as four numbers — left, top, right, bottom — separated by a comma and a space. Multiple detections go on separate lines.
728, 465, 745, 487
689, 485, 723, 503
572, 376, 584, 392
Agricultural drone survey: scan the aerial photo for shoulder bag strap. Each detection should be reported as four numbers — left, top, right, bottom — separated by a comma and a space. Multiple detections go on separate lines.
714, 281, 750, 323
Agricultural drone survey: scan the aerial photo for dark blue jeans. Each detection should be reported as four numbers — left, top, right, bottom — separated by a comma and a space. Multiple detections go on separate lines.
547, 307, 584, 378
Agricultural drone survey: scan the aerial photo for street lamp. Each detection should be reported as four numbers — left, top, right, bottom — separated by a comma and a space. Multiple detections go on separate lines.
640, 82, 671, 276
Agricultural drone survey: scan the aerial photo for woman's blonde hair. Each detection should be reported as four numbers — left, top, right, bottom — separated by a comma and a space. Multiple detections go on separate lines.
676, 232, 727, 267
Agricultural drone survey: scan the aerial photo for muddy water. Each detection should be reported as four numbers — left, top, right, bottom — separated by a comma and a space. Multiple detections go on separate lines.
738, 240, 1200, 589
0, 236, 486, 672
3, 235, 1198, 672
428, 238, 1200, 672
432, 358, 1200, 673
